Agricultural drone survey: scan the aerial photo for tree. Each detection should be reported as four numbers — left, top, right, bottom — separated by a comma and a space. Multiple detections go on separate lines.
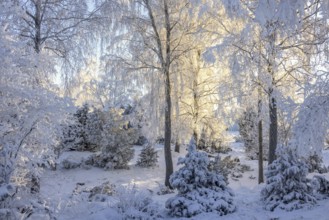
85, 107, 103, 151
113, 0, 203, 187
10, 0, 112, 94
178, 49, 227, 151
166, 137, 235, 217
217, 0, 329, 164
0, 1, 73, 203
238, 107, 258, 157
291, 75, 329, 162
261, 146, 316, 211
136, 144, 158, 168
98, 109, 139, 169
15, 0, 100, 54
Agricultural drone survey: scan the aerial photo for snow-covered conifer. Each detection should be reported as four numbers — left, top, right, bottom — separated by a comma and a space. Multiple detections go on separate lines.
74, 104, 89, 150
61, 117, 85, 151
136, 144, 158, 168
238, 108, 258, 158
166, 137, 235, 217
99, 109, 138, 169
261, 146, 317, 211
208, 155, 229, 184
85, 108, 103, 151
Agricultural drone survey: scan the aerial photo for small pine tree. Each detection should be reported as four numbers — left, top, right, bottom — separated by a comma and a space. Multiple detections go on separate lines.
208, 154, 229, 184
238, 108, 258, 156
136, 144, 158, 168
312, 175, 329, 198
261, 146, 317, 211
85, 108, 103, 151
99, 109, 138, 169
197, 128, 208, 150
61, 115, 85, 151
61, 104, 90, 151
74, 103, 89, 150
166, 137, 236, 217
75, 103, 89, 126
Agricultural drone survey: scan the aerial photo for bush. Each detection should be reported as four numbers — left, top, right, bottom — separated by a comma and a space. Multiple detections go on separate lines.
136, 144, 158, 168
238, 108, 257, 153
312, 175, 329, 198
261, 147, 317, 211
308, 154, 328, 173
208, 155, 229, 184
113, 184, 161, 220
166, 138, 235, 217
98, 109, 138, 169
88, 181, 116, 202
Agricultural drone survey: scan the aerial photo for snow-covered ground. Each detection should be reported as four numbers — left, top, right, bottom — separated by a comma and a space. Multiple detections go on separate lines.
39, 134, 329, 220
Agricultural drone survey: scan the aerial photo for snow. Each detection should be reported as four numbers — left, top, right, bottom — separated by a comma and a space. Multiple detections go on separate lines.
39, 133, 329, 219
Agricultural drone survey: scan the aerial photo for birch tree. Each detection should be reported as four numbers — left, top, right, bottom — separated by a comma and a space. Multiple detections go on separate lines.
110, 0, 202, 187
217, 0, 328, 164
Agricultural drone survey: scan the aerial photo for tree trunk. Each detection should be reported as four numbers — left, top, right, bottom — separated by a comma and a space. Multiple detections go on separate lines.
193, 81, 199, 146
174, 140, 180, 153
268, 95, 277, 164
193, 50, 200, 148
164, 69, 174, 188
258, 119, 264, 183
258, 112, 264, 183
34, 0, 42, 53
257, 40, 264, 183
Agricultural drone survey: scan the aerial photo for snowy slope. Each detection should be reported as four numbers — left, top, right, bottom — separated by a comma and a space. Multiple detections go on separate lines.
40, 135, 329, 220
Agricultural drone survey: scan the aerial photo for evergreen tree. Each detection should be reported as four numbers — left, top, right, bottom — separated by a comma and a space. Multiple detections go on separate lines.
61, 114, 85, 151
75, 103, 89, 126
85, 108, 103, 151
61, 104, 89, 151
99, 109, 138, 169
197, 128, 208, 150
136, 144, 158, 168
166, 137, 235, 217
208, 155, 229, 184
261, 146, 317, 211
238, 108, 258, 158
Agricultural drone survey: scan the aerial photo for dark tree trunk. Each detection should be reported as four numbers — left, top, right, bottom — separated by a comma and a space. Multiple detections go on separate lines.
164, 69, 173, 188
174, 140, 180, 153
163, 0, 174, 188
193, 50, 200, 149
268, 96, 277, 164
258, 117, 264, 183
34, 0, 42, 53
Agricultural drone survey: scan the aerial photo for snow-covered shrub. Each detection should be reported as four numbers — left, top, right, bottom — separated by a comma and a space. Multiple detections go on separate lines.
61, 104, 104, 152
155, 182, 174, 195
84, 152, 107, 168
60, 117, 85, 152
85, 108, 103, 152
136, 144, 158, 168
197, 128, 208, 150
312, 175, 329, 198
238, 108, 270, 160
58, 152, 92, 170
209, 155, 251, 182
238, 108, 258, 153
113, 184, 161, 220
72, 104, 90, 151
307, 154, 328, 173
261, 146, 317, 211
60, 158, 81, 170
208, 155, 229, 184
98, 109, 138, 169
0, 184, 16, 217
166, 138, 236, 217
88, 181, 116, 202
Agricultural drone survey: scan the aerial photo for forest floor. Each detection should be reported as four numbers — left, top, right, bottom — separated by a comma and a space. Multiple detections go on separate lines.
39, 133, 329, 220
